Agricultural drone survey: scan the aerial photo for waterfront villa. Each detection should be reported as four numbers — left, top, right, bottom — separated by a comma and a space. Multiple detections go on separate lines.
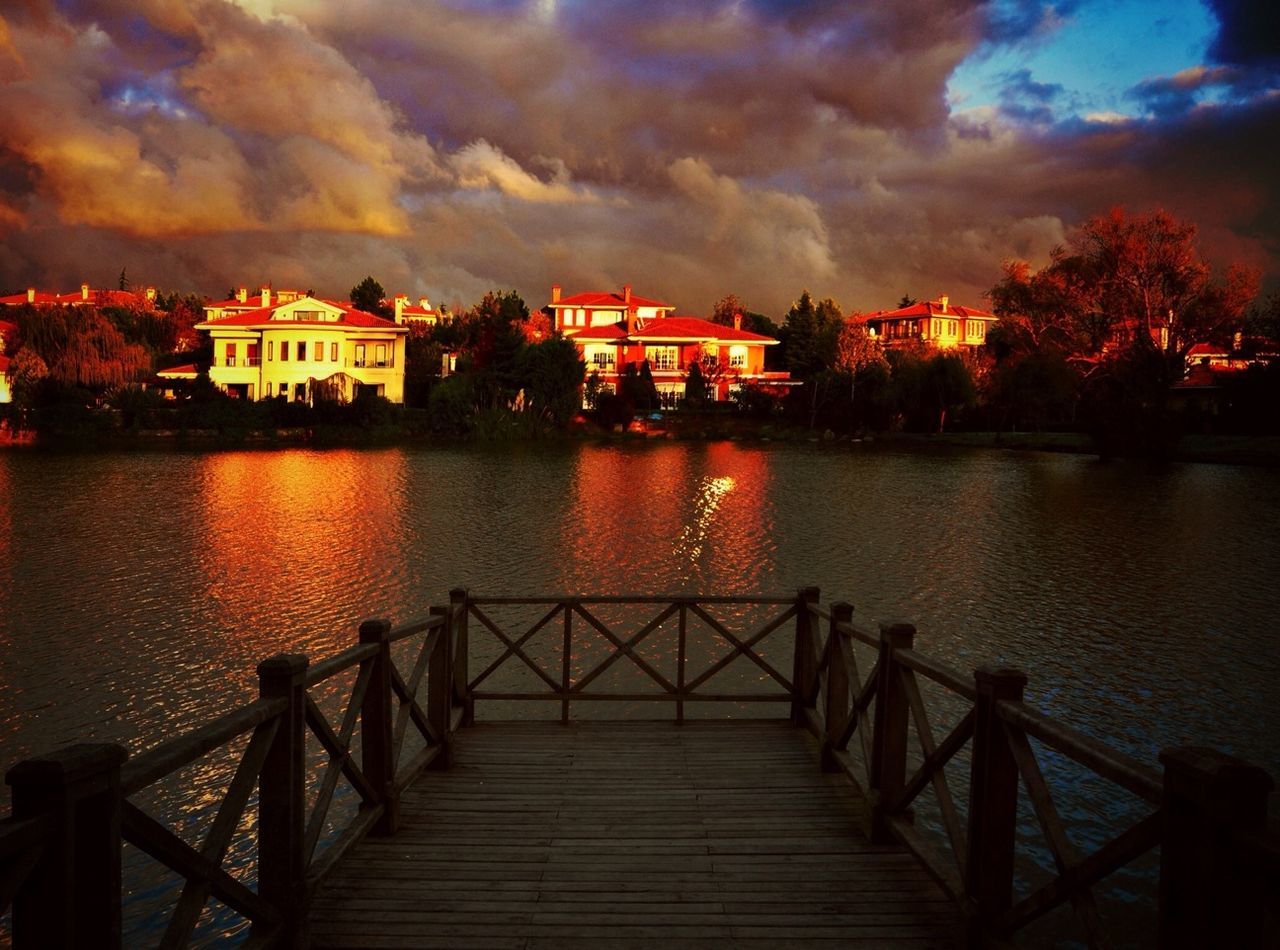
549, 284, 789, 402
391, 294, 447, 327
196, 292, 408, 403
861, 296, 997, 350
0, 284, 156, 309
0, 319, 13, 403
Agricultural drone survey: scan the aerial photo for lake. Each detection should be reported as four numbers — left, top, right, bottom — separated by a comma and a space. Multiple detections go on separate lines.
1, 441, 1277, 942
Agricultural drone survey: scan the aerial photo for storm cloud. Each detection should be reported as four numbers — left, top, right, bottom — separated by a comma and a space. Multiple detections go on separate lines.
0, 0, 1275, 316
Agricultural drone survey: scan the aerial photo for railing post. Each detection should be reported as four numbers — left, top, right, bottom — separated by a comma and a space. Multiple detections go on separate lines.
7, 743, 127, 948
964, 665, 1026, 943
790, 586, 820, 724
677, 600, 688, 726
427, 606, 456, 770
1157, 747, 1273, 949
822, 602, 854, 773
868, 621, 915, 842
256, 653, 309, 946
359, 618, 399, 835
450, 588, 472, 726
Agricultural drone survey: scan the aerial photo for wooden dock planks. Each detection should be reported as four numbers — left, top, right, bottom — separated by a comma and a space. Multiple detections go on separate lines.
309, 720, 962, 949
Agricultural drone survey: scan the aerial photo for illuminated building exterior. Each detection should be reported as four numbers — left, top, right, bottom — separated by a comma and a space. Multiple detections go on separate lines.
861, 295, 996, 350
196, 291, 407, 403
548, 284, 788, 402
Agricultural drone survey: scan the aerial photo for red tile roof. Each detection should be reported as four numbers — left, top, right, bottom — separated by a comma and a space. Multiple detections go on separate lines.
196, 302, 403, 331
628, 316, 777, 344
0, 289, 154, 308
864, 298, 996, 321
568, 323, 627, 341
156, 363, 198, 378
554, 290, 671, 310
1186, 342, 1229, 358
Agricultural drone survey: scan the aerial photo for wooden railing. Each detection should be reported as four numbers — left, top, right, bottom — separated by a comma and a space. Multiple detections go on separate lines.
464, 592, 800, 721
2, 588, 1276, 948
791, 597, 1279, 950
1, 597, 469, 948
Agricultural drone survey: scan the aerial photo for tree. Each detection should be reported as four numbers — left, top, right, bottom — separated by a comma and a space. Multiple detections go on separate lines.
683, 360, 708, 407
832, 318, 886, 411
898, 294, 917, 308
349, 276, 392, 317
780, 291, 820, 376
711, 294, 746, 327
517, 336, 585, 425
1073, 207, 1256, 361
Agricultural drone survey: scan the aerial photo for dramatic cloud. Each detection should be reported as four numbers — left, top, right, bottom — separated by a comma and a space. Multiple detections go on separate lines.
0, 0, 1276, 316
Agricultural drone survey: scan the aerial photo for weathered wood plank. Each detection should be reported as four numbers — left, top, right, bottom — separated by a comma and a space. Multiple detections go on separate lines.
309, 721, 962, 948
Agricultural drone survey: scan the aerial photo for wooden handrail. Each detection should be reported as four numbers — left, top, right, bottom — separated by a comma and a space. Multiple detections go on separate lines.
121, 697, 287, 796
4, 590, 1274, 949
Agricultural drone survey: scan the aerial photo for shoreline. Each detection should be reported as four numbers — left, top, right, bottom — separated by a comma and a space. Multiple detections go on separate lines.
5, 418, 1280, 466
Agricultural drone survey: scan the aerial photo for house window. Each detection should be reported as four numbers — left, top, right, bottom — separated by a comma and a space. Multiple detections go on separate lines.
296, 342, 306, 361
247, 343, 260, 367
375, 344, 388, 367
225, 343, 237, 367
330, 342, 338, 362
266, 341, 274, 361
729, 346, 747, 369
315, 340, 324, 360
647, 346, 678, 371
280, 341, 289, 362
591, 349, 615, 369
354, 344, 366, 367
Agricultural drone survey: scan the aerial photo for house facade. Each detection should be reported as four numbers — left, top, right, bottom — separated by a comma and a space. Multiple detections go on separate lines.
196, 295, 408, 403
0, 319, 13, 403
861, 296, 997, 350
550, 285, 787, 403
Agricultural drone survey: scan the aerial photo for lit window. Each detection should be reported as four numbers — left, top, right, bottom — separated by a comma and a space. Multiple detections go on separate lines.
315, 340, 324, 360
266, 341, 273, 361
376, 344, 388, 367
647, 346, 677, 370
355, 344, 366, 367
729, 346, 747, 368
330, 342, 338, 361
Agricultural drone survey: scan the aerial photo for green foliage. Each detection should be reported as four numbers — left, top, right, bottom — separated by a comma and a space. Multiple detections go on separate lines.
779, 290, 843, 379
349, 276, 392, 317
620, 362, 658, 411
427, 374, 477, 434
584, 371, 605, 410
12, 306, 150, 395
683, 360, 708, 408
517, 336, 585, 425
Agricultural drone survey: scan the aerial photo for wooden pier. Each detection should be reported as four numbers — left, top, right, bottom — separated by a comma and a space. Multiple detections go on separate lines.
2, 591, 1277, 948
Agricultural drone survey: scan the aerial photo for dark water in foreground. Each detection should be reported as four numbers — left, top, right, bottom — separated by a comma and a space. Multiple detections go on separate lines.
1, 441, 1277, 943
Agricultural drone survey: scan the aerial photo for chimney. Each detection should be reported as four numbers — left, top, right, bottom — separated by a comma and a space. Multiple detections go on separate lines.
551, 284, 561, 304
733, 312, 742, 331
394, 294, 407, 323
260, 286, 270, 308
623, 284, 632, 306
237, 286, 248, 304
26, 288, 34, 303
939, 294, 949, 312
81, 283, 90, 301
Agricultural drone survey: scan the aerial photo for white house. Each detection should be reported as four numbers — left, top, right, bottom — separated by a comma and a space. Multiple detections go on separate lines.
196, 294, 408, 403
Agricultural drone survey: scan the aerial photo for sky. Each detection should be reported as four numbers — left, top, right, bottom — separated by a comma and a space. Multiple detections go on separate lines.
0, 0, 1276, 317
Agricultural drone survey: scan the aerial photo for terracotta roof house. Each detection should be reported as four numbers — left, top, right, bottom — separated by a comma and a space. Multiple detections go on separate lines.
861, 296, 997, 350
0, 284, 157, 309
195, 293, 408, 404
548, 284, 789, 404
